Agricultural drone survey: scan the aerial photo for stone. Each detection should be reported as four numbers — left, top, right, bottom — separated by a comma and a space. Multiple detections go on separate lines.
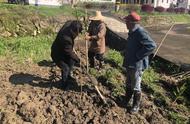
1, 31, 11, 37
71, 108, 80, 116
17, 91, 28, 105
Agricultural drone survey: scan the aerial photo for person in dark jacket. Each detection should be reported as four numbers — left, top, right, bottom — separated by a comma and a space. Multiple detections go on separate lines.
122, 12, 157, 113
51, 20, 83, 88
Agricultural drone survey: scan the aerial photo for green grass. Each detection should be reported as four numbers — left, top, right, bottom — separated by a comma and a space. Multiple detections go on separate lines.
0, 3, 85, 17
112, 9, 190, 24
0, 35, 55, 62
89, 49, 125, 97
168, 111, 189, 124
142, 67, 160, 84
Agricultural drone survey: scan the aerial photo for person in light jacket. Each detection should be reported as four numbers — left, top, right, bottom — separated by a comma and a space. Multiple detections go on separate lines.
85, 11, 107, 69
122, 11, 157, 113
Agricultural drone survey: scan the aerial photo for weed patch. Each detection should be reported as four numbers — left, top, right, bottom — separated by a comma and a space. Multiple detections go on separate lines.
105, 49, 123, 67
168, 111, 188, 124
0, 35, 55, 62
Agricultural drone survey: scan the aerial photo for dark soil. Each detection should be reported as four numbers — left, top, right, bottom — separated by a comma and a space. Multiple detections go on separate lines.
1, 41, 186, 124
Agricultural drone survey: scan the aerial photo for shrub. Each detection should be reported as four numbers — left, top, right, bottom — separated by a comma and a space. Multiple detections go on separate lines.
188, 9, 190, 14
167, 8, 175, 13
125, 4, 141, 12
155, 6, 165, 12
175, 7, 186, 14
105, 49, 123, 66
142, 68, 160, 84
141, 4, 154, 13
100, 4, 107, 9
179, 7, 186, 13
84, 3, 93, 9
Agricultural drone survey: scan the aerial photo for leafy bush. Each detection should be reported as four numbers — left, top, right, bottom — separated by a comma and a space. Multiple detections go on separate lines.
183, 78, 190, 103
179, 7, 186, 13
89, 67, 125, 97
100, 4, 107, 9
172, 83, 187, 104
142, 67, 159, 83
84, 3, 93, 9
105, 49, 123, 66
168, 111, 188, 124
104, 68, 125, 96
141, 4, 154, 13
155, 6, 165, 12
125, 4, 141, 12
175, 7, 186, 14
167, 8, 175, 13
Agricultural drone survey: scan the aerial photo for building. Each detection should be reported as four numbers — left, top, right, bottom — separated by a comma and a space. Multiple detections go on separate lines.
177, 0, 190, 9
27, 0, 189, 9
120, 0, 178, 8
28, 0, 67, 6
28, 0, 115, 6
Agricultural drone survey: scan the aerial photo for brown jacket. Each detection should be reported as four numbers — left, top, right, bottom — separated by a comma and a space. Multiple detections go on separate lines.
88, 22, 106, 54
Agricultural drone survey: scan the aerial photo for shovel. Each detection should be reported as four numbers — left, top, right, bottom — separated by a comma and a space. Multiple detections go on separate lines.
87, 74, 116, 107
87, 74, 107, 104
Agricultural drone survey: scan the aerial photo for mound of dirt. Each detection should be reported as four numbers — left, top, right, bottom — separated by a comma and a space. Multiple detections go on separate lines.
0, 41, 177, 124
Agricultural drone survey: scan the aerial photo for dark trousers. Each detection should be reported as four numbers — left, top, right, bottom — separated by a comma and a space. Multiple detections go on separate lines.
54, 59, 75, 82
88, 51, 104, 68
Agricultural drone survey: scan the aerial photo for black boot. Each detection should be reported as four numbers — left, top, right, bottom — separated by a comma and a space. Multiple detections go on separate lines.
98, 60, 105, 69
125, 89, 133, 106
61, 70, 69, 89
130, 91, 141, 113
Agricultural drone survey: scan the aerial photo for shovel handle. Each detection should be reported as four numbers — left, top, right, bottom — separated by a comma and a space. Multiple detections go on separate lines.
95, 85, 107, 104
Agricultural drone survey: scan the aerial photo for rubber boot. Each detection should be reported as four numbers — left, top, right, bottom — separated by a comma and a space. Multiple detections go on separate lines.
130, 91, 141, 113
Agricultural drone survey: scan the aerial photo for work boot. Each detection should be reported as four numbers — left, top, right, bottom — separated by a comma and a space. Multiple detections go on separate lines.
130, 91, 141, 113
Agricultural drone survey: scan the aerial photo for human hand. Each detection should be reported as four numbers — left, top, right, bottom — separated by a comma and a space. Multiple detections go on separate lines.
85, 34, 91, 40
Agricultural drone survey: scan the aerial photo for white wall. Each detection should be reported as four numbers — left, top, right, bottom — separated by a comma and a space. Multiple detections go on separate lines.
28, 0, 115, 6
171, 0, 177, 5
79, 0, 115, 2
154, 0, 171, 8
28, 0, 69, 6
